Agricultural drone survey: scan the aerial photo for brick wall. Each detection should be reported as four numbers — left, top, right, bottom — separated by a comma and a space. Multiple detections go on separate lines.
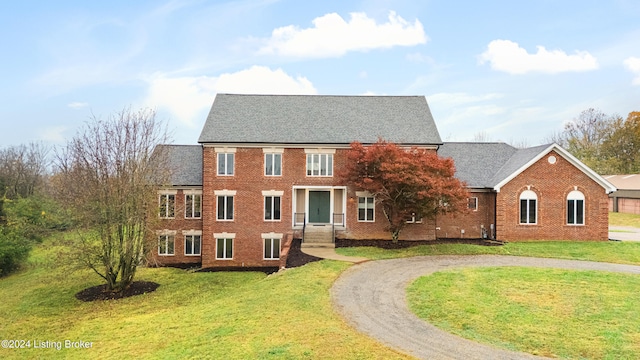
495, 150, 609, 241
152, 188, 203, 266
436, 191, 496, 239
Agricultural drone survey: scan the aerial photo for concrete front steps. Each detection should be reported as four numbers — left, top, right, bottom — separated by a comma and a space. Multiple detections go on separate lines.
303, 225, 334, 243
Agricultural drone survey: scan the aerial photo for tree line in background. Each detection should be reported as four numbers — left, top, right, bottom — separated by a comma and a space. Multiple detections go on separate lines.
548, 109, 640, 175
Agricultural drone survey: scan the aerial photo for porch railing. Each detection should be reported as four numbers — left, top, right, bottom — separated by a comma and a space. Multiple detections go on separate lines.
332, 213, 345, 244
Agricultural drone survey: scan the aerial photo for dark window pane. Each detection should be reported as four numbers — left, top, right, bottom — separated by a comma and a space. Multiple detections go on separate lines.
520, 199, 527, 223
168, 195, 175, 217
274, 197, 281, 220
266, 154, 273, 175
227, 197, 233, 220
367, 208, 374, 220
186, 195, 193, 218
194, 195, 201, 218
217, 239, 224, 258
567, 200, 575, 224
265, 197, 272, 220
227, 154, 234, 175
225, 239, 233, 258
528, 200, 536, 224
217, 196, 224, 219
194, 235, 201, 255
358, 208, 365, 221
273, 238, 280, 258
577, 200, 584, 224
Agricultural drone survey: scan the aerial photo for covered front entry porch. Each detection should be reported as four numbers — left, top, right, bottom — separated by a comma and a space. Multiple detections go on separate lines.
293, 186, 347, 228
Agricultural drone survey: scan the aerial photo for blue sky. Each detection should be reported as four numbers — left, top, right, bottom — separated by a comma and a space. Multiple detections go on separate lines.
2, 0, 639, 148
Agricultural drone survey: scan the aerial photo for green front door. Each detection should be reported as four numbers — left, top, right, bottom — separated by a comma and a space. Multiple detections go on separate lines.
309, 191, 331, 223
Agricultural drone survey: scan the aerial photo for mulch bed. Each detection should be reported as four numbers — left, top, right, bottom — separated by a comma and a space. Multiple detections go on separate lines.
335, 238, 504, 249
286, 238, 323, 268
75, 281, 160, 302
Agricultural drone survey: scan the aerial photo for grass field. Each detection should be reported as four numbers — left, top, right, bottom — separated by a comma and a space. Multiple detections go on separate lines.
408, 267, 640, 359
3, 214, 640, 359
0, 236, 411, 360
609, 211, 640, 227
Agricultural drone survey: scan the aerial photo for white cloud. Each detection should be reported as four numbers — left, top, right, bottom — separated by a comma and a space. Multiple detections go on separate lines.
258, 11, 427, 58
478, 40, 598, 74
624, 57, 640, 85
143, 66, 317, 126
37, 126, 67, 143
67, 102, 89, 109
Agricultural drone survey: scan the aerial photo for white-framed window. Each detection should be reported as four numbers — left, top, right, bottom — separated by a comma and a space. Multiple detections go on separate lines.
264, 153, 282, 176
519, 190, 537, 225
358, 196, 375, 222
158, 233, 175, 256
215, 190, 236, 221
407, 212, 422, 223
306, 154, 333, 176
567, 190, 585, 225
262, 233, 282, 260
264, 196, 281, 221
214, 233, 235, 260
468, 197, 478, 211
216, 148, 236, 176
184, 231, 202, 256
185, 192, 202, 219
159, 192, 176, 218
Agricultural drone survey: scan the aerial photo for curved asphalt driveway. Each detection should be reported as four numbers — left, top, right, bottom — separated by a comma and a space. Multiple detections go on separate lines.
331, 255, 640, 360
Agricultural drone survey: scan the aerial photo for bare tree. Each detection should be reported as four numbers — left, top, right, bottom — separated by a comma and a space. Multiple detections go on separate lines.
54, 107, 170, 293
0, 142, 49, 199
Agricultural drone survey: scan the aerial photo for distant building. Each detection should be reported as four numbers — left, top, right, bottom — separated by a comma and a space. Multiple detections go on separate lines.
604, 175, 640, 214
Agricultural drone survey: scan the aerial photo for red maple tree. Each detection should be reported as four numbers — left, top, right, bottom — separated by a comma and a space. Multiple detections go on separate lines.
339, 139, 468, 242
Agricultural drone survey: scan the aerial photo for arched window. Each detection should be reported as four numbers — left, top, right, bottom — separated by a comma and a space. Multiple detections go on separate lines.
519, 190, 537, 224
567, 190, 585, 225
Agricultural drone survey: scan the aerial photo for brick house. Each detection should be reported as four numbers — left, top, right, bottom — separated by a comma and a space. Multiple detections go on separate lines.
153, 94, 616, 268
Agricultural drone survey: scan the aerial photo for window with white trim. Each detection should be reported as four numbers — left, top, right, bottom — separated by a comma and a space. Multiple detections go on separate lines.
264, 196, 281, 221
567, 190, 585, 225
216, 238, 233, 259
217, 195, 234, 221
264, 238, 281, 259
265, 153, 282, 176
184, 234, 201, 256
306, 153, 333, 176
519, 190, 537, 224
217, 152, 234, 176
185, 193, 202, 219
358, 196, 375, 222
468, 197, 478, 211
158, 234, 174, 255
159, 193, 175, 218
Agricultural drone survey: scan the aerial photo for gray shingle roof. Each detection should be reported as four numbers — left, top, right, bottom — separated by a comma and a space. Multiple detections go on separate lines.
198, 94, 442, 145
438, 142, 518, 188
154, 145, 202, 186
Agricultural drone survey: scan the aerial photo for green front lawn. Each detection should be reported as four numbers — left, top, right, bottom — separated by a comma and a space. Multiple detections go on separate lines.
609, 212, 640, 227
336, 240, 640, 265
0, 236, 410, 360
408, 267, 640, 359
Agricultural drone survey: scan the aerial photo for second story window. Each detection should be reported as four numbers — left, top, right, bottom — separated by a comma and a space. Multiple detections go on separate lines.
264, 151, 282, 176
159, 193, 175, 218
306, 153, 333, 176
185, 192, 202, 219
217, 152, 234, 176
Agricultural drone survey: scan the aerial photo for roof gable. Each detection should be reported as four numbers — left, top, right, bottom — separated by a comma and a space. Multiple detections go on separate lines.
198, 94, 442, 145
492, 144, 616, 194
438, 142, 517, 188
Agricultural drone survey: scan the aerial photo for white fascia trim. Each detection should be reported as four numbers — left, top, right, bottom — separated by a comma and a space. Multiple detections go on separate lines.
158, 189, 178, 195
262, 147, 284, 153
214, 147, 237, 153
262, 190, 284, 196
493, 144, 617, 194
214, 190, 237, 196
261, 232, 284, 239
304, 148, 337, 154
214, 232, 236, 239
183, 230, 202, 236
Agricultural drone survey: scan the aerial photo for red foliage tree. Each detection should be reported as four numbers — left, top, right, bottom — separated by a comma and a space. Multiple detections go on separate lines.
339, 139, 468, 242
